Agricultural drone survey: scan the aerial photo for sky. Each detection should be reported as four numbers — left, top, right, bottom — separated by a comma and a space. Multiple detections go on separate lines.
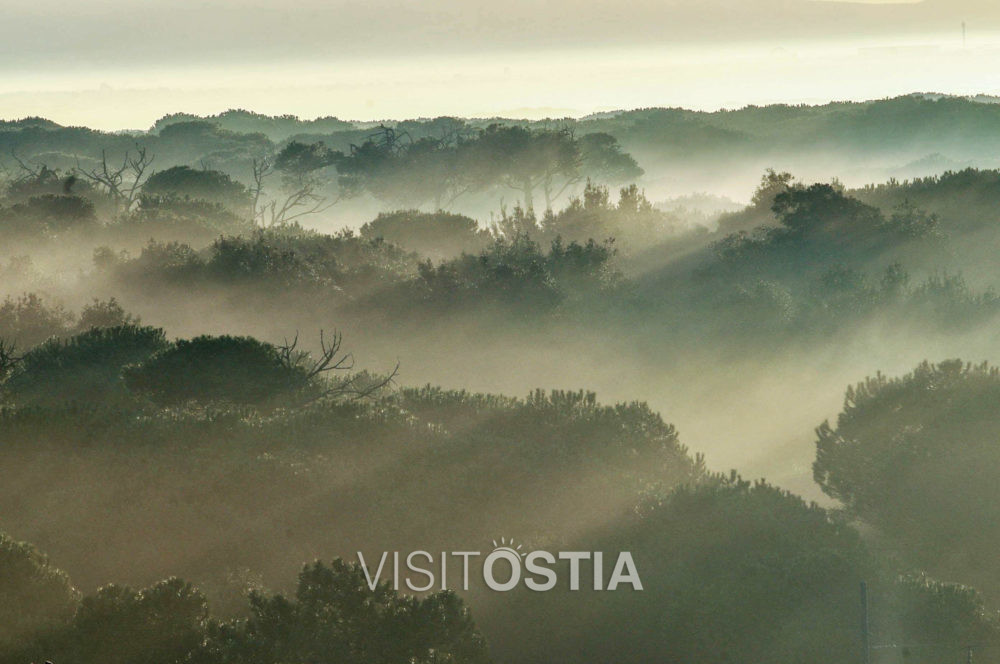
2, 0, 1000, 129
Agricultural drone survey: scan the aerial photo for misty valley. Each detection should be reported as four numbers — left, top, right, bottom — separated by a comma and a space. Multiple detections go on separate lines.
4, 95, 1000, 664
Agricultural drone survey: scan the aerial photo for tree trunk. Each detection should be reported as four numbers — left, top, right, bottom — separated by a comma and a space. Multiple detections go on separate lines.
521, 178, 535, 212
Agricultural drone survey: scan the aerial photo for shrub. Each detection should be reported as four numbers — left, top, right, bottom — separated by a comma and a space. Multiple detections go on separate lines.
3, 325, 169, 406
123, 335, 315, 407
0, 532, 78, 649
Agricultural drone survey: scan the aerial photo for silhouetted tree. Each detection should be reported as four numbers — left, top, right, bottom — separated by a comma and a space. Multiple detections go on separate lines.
0, 531, 78, 650
144, 166, 252, 213
201, 559, 491, 664
470, 124, 581, 212
75, 146, 154, 216
3, 325, 169, 406
814, 360, 1000, 598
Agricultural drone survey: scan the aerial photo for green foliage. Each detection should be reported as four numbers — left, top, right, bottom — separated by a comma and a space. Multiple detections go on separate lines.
274, 140, 340, 179
543, 180, 677, 248
125, 193, 248, 238
856, 168, 1000, 235
77, 298, 138, 331
360, 209, 490, 259
153, 109, 352, 142
338, 126, 469, 209
0, 293, 73, 348
207, 235, 313, 286
123, 335, 314, 407
713, 183, 941, 275
496, 476, 998, 664
97, 240, 206, 289
98, 229, 417, 296
0, 194, 97, 237
5, 577, 209, 664
333, 123, 634, 212
413, 233, 619, 310
468, 124, 580, 211
578, 132, 643, 184
395, 386, 696, 476
751, 168, 795, 209
0, 531, 78, 649
73, 579, 208, 664
3, 557, 490, 664
202, 559, 490, 664
144, 166, 252, 212
698, 262, 999, 343
0, 294, 141, 354
814, 360, 1000, 586
3, 325, 169, 406
773, 183, 884, 238
0, 384, 700, 606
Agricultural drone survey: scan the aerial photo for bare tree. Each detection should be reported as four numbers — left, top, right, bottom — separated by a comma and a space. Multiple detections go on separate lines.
278, 330, 399, 401
76, 145, 154, 216
7, 152, 62, 193
250, 156, 339, 228
249, 156, 272, 223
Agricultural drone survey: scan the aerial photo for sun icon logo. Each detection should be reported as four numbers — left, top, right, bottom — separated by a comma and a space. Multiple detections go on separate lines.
491, 537, 526, 557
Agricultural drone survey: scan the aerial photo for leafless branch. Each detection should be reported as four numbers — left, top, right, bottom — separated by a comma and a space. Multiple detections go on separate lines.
250, 156, 273, 223
277, 330, 398, 403
10, 152, 42, 179
258, 185, 340, 227
250, 158, 339, 228
75, 144, 154, 216
341, 362, 400, 400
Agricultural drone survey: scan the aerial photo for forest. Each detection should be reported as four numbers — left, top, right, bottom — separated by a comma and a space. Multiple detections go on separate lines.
4, 93, 1000, 663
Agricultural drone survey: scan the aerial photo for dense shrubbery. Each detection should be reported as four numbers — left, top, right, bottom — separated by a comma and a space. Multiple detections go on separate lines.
8, 101, 1000, 664
360, 209, 490, 259
0, 532, 78, 650
713, 263, 1000, 339
61, 169, 999, 344
0, 555, 489, 664
540, 181, 679, 248
88, 222, 622, 318
0, 367, 703, 601
0, 294, 140, 351
0, 194, 97, 238
2, 325, 169, 406
855, 168, 1000, 235
143, 166, 252, 212
711, 183, 939, 274
0, 293, 74, 347
815, 360, 1000, 598
123, 335, 317, 407
121, 194, 249, 240
202, 560, 491, 664
94, 228, 418, 295
411, 233, 620, 311
492, 475, 999, 664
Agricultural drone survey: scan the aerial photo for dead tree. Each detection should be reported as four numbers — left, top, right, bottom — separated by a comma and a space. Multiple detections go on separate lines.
278, 330, 399, 401
7, 152, 62, 194
249, 156, 272, 224
260, 186, 339, 227
76, 145, 154, 216
250, 156, 339, 228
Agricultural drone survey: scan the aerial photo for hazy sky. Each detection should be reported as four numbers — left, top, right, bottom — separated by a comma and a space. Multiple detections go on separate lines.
2, 0, 1000, 129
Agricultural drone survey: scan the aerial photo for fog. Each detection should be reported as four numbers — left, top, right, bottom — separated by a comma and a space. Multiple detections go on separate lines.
5, 91, 1000, 663
5, 0, 1000, 131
